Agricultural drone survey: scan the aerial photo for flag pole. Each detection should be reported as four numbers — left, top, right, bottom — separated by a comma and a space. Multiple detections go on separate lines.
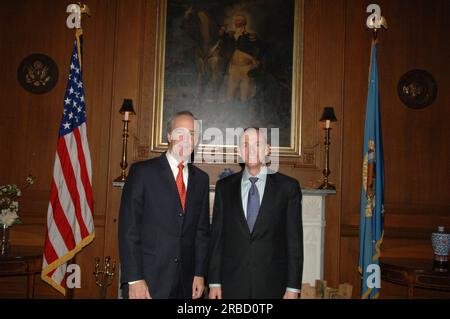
75, 28, 83, 70
64, 3, 90, 300
75, 3, 91, 70
372, 28, 378, 42
358, 4, 388, 300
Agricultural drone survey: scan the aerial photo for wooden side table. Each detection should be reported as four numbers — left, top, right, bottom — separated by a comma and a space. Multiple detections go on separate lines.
381, 258, 450, 298
0, 246, 43, 298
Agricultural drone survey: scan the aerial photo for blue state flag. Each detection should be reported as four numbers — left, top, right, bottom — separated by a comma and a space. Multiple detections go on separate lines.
358, 41, 385, 299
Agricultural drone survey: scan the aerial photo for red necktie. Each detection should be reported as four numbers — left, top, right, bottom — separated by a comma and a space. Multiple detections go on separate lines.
176, 163, 186, 212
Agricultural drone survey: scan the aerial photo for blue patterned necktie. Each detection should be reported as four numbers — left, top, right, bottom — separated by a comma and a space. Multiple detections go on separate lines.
246, 177, 260, 232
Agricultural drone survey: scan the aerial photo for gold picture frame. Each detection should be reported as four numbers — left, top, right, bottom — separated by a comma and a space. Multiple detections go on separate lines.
151, 0, 304, 159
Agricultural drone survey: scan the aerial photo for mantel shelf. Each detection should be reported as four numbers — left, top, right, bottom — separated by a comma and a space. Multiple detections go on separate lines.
302, 189, 337, 196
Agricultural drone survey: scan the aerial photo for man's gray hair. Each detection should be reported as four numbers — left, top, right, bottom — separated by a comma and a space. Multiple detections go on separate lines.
167, 110, 197, 135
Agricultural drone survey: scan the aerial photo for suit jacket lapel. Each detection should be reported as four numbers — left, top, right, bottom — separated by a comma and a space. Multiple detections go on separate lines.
233, 171, 250, 234
251, 172, 275, 236
158, 153, 183, 213
184, 163, 196, 214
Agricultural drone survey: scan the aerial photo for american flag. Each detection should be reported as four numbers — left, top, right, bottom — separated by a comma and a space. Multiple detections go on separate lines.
41, 31, 95, 295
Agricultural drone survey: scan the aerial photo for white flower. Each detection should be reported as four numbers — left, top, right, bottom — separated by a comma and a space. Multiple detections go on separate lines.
0, 210, 19, 227
26, 176, 35, 185
9, 201, 18, 211
0, 176, 34, 227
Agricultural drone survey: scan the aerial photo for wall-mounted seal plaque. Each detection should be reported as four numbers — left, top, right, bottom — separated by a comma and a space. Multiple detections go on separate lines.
397, 69, 437, 109
17, 53, 59, 94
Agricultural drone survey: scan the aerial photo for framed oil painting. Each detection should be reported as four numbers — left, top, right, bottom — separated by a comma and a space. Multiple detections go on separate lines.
151, 0, 303, 160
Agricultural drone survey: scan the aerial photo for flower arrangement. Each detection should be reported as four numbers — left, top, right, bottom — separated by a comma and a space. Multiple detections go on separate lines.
0, 175, 35, 227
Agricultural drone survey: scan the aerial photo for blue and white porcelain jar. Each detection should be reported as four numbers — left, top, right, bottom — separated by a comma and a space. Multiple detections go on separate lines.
431, 226, 450, 271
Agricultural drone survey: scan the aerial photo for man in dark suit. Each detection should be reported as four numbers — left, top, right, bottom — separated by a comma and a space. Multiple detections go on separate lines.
208, 127, 303, 299
119, 111, 210, 299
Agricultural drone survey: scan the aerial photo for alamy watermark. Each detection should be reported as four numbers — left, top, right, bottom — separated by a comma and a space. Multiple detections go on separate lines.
66, 264, 81, 289
170, 121, 280, 173
364, 264, 381, 289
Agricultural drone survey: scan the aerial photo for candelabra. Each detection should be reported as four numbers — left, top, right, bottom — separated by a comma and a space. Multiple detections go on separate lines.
114, 99, 136, 184
93, 256, 116, 298
318, 106, 337, 190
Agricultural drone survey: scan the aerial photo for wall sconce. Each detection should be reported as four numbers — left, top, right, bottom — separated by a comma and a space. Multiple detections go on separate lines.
114, 99, 136, 184
318, 106, 337, 190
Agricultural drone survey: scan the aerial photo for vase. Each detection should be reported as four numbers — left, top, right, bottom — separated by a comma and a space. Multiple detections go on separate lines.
0, 224, 10, 256
431, 226, 450, 272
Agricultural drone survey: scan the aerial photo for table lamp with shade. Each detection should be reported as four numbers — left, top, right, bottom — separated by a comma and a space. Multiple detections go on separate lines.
114, 99, 136, 184
318, 106, 337, 190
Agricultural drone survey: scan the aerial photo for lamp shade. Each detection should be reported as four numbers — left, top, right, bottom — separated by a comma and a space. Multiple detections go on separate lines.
119, 99, 136, 115
319, 106, 337, 122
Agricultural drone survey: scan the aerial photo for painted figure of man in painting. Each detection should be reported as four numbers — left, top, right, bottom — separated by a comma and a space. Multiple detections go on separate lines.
221, 14, 263, 102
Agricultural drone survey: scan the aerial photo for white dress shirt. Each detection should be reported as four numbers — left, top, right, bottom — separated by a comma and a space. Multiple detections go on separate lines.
241, 166, 267, 218
165, 151, 189, 188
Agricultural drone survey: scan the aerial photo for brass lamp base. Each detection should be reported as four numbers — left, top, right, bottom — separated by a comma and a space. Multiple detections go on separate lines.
112, 117, 130, 188
318, 181, 336, 190
113, 172, 126, 183
112, 172, 126, 188
317, 126, 335, 191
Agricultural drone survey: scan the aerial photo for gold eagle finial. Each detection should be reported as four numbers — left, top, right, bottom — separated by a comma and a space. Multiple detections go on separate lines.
77, 3, 91, 17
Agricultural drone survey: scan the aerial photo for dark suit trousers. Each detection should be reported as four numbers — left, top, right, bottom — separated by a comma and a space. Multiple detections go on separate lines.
168, 266, 187, 299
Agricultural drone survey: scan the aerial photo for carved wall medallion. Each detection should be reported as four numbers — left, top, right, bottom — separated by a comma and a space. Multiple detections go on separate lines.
397, 69, 437, 109
17, 53, 59, 94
